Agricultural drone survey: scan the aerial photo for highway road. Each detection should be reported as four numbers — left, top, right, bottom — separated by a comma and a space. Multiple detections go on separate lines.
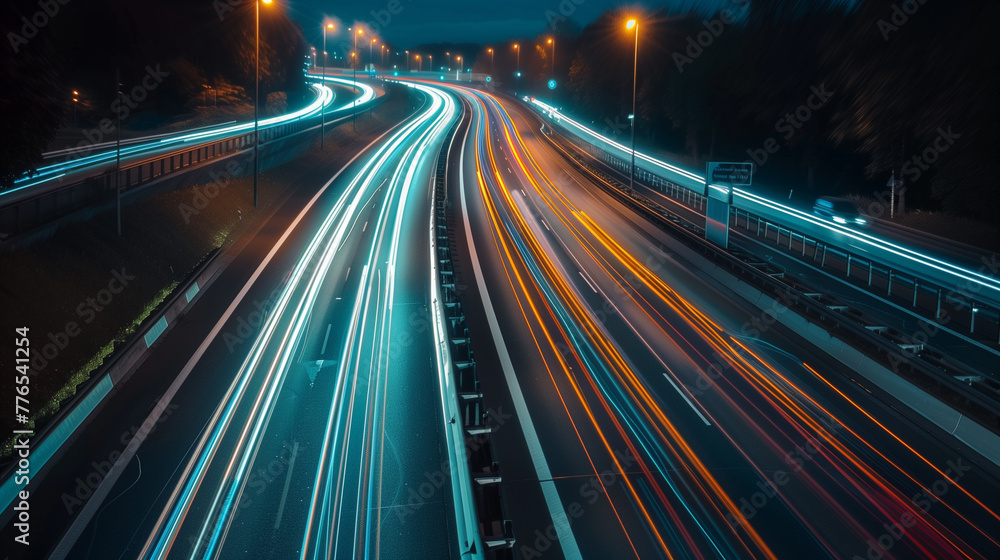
440, 83, 1000, 559
3, 72, 998, 560
527, 99, 1000, 314
0, 75, 378, 206
0, 82, 463, 559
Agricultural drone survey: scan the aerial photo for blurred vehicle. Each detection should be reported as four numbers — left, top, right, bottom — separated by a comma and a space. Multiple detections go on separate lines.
813, 196, 867, 226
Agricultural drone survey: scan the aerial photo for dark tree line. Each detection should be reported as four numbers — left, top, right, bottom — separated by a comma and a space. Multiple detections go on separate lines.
0, 0, 310, 188
556, 0, 998, 221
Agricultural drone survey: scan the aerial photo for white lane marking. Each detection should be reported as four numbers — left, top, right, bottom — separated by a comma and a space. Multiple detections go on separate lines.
458, 108, 584, 560
578, 271, 598, 293
345, 266, 351, 280
320, 323, 333, 355
49, 122, 402, 559
273, 440, 300, 530
362, 220, 368, 232
541, 219, 551, 231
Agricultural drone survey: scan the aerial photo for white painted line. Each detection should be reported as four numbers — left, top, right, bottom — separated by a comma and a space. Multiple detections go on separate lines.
320, 323, 332, 355
363, 220, 368, 232
49, 123, 402, 559
578, 271, 598, 293
541, 219, 551, 231
346, 266, 351, 280
273, 440, 299, 530
458, 119, 583, 560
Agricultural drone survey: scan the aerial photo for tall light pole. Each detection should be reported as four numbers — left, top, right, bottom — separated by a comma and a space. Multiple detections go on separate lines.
445, 51, 450, 69
487, 47, 494, 78
405, 50, 409, 71
353, 27, 362, 130
320, 22, 333, 149
429, 54, 433, 72
115, 71, 122, 236
626, 18, 638, 194
370, 38, 376, 75
456, 56, 462, 80
516, 45, 522, 93
547, 37, 555, 102
254, 0, 273, 209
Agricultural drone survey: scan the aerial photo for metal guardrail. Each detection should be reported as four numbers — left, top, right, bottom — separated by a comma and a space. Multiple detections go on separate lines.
430, 100, 514, 558
546, 119, 1000, 348
0, 89, 386, 238
539, 124, 1000, 433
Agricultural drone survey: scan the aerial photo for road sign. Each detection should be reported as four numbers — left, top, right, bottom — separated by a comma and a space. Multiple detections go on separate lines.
707, 162, 753, 186
547, 79, 557, 90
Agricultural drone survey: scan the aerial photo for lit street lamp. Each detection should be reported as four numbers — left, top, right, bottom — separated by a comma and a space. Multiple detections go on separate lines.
320, 22, 333, 149
513, 43, 520, 96
547, 37, 555, 102
254, 0, 273, 209
353, 27, 363, 130
626, 18, 638, 194
487, 47, 494, 77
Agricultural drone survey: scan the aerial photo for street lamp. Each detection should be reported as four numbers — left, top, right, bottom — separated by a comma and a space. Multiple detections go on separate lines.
487, 47, 494, 77
415, 54, 421, 71
254, 0, 273, 209
370, 37, 376, 74
548, 37, 555, 102
513, 43, 520, 96
429, 54, 433, 71
445, 51, 450, 69
354, 27, 363, 130
405, 50, 410, 71
320, 22, 333, 149
626, 18, 638, 194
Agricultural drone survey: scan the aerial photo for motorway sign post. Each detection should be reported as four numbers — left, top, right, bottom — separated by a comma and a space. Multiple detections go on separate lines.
704, 162, 753, 248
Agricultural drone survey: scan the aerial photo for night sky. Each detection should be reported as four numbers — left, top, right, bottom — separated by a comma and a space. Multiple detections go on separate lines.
284, 0, 814, 48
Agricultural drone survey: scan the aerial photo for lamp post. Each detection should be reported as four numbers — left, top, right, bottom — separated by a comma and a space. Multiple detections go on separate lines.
445, 51, 450, 70
429, 54, 433, 71
626, 18, 638, 194
354, 27, 362, 130
370, 38, 376, 75
321, 22, 333, 149
547, 37, 555, 102
456, 56, 461, 80
487, 47, 494, 78
254, 0, 273, 209
405, 50, 409, 71
513, 43, 520, 96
